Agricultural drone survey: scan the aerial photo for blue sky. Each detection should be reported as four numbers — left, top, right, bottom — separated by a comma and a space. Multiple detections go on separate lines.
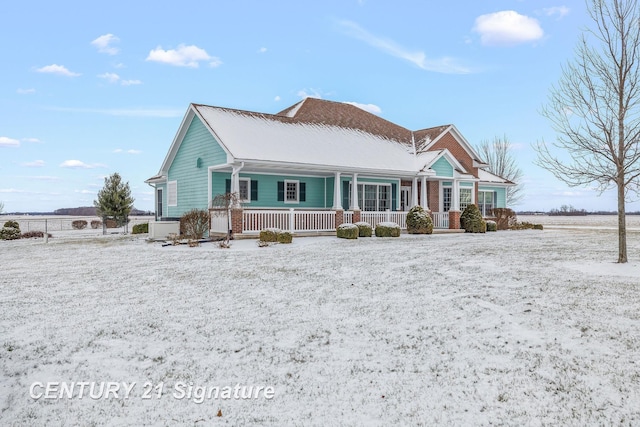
1, 0, 637, 213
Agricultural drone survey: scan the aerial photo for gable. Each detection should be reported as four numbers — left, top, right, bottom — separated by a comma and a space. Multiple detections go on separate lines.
427, 130, 477, 177
431, 157, 454, 177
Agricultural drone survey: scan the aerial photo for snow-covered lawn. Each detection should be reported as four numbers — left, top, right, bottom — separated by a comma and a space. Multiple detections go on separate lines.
1, 228, 639, 426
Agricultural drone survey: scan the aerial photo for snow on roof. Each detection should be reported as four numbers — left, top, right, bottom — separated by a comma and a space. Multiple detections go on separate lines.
478, 168, 514, 184
195, 105, 421, 173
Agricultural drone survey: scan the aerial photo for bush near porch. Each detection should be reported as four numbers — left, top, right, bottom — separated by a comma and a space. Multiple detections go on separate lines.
337, 223, 359, 239
375, 222, 401, 237
461, 205, 486, 233
406, 206, 433, 234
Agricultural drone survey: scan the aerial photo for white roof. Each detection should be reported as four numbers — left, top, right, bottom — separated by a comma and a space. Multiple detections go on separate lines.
195, 105, 426, 173
478, 168, 513, 184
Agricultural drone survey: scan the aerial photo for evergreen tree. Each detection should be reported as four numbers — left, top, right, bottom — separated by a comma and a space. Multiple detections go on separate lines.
94, 173, 135, 234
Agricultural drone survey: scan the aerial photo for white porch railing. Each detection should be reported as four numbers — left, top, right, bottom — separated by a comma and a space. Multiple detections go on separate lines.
432, 212, 449, 229
361, 211, 407, 229
243, 209, 336, 233
239, 209, 449, 233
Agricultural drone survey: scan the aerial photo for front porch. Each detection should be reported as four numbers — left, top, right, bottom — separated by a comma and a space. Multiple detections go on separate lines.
210, 208, 458, 236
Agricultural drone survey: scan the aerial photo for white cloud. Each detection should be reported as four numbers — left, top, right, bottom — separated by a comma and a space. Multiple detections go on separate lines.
121, 79, 142, 86
75, 189, 96, 194
36, 64, 81, 77
258, 47, 267, 53
127, 149, 142, 154
345, 102, 382, 115
543, 6, 570, 19
473, 11, 544, 46
22, 160, 45, 167
338, 20, 471, 74
113, 148, 142, 154
297, 88, 323, 99
146, 44, 222, 68
59, 160, 106, 169
17, 88, 36, 94
274, 96, 281, 102
91, 34, 120, 55
22, 138, 42, 143
29, 175, 60, 181
0, 137, 20, 147
113, 148, 123, 153
98, 72, 120, 83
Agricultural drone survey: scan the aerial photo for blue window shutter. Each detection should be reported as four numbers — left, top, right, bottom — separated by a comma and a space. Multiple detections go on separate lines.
342, 181, 349, 209
300, 182, 306, 202
225, 179, 231, 194
277, 181, 284, 201
392, 183, 397, 211
251, 180, 258, 201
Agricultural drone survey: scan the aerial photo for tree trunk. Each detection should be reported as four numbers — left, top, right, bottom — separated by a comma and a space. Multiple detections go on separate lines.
617, 181, 628, 263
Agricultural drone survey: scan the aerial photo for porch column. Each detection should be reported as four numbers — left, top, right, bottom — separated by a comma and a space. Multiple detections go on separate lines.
451, 179, 460, 211
350, 173, 360, 210
332, 172, 342, 210
420, 176, 428, 211
411, 177, 419, 208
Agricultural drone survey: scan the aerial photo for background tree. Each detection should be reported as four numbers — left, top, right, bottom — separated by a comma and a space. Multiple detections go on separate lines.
94, 172, 135, 234
476, 135, 524, 206
210, 191, 241, 247
0, 201, 4, 214
534, 0, 640, 263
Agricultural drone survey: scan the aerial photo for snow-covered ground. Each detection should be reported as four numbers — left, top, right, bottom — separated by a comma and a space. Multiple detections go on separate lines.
1, 227, 639, 425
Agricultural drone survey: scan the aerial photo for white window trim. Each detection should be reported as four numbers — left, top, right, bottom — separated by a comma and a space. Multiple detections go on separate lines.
239, 178, 251, 203
440, 184, 474, 212
478, 190, 495, 217
167, 180, 177, 207
284, 179, 299, 204
349, 182, 392, 211
156, 188, 163, 219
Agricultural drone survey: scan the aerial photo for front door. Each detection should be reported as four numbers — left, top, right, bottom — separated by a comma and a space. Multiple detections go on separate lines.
400, 186, 411, 211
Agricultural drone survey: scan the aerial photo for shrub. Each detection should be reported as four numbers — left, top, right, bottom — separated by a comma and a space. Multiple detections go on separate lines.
511, 221, 544, 230
491, 208, 517, 230
132, 223, 149, 234
486, 220, 497, 232
375, 222, 401, 237
259, 228, 280, 243
460, 204, 486, 233
21, 231, 52, 239
3, 220, 19, 229
406, 206, 433, 234
180, 209, 210, 239
0, 221, 21, 240
354, 221, 372, 237
277, 231, 293, 244
72, 220, 88, 230
337, 223, 358, 239
90, 220, 102, 229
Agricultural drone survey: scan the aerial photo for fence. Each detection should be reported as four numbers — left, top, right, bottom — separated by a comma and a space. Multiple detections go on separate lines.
242, 209, 336, 233
2, 216, 151, 235
432, 212, 449, 229
361, 211, 408, 229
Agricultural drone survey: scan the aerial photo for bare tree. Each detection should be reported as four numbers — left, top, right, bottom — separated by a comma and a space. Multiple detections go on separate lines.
476, 135, 524, 206
535, 0, 640, 263
0, 201, 4, 214
210, 192, 241, 247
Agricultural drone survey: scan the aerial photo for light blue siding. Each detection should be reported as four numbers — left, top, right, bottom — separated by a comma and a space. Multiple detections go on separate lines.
212, 172, 327, 208
166, 116, 227, 217
432, 157, 454, 177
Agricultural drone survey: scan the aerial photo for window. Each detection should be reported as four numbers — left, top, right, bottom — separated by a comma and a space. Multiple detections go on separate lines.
238, 178, 250, 202
277, 180, 305, 203
349, 183, 392, 211
285, 180, 298, 203
442, 187, 452, 212
167, 181, 177, 207
156, 188, 163, 219
478, 191, 495, 217
459, 188, 472, 211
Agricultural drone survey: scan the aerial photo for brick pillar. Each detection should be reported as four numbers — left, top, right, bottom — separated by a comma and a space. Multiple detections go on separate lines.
352, 209, 361, 223
449, 210, 461, 230
231, 208, 243, 235
335, 209, 344, 227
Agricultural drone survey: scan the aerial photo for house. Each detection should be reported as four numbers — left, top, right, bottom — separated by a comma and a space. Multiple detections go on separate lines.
145, 98, 513, 236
